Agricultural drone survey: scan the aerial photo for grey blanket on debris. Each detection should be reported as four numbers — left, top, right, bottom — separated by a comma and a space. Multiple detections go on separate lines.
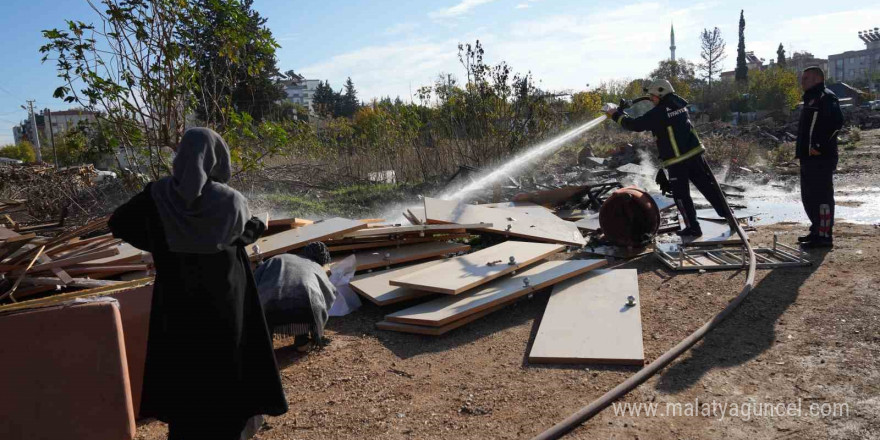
253, 254, 337, 340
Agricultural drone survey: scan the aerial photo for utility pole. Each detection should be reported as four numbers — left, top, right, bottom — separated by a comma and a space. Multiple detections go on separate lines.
45, 108, 58, 168
22, 100, 43, 163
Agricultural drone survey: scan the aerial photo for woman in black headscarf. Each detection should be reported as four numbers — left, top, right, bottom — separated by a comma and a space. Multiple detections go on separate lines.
109, 128, 287, 439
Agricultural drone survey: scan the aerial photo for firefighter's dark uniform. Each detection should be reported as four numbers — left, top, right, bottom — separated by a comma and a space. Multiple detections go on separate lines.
611, 93, 728, 232
796, 82, 843, 241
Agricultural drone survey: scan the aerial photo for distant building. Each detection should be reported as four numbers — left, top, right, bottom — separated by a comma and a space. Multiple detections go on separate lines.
669, 24, 676, 61
828, 27, 880, 92
827, 83, 868, 106
43, 108, 97, 141
720, 51, 766, 81
786, 51, 828, 82
281, 73, 321, 113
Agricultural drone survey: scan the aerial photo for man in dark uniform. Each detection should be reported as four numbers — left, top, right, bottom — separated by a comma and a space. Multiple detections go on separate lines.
796, 66, 843, 248
604, 79, 730, 237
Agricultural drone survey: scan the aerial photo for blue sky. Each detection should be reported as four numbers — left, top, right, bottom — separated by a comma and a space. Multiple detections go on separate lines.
2, 0, 878, 144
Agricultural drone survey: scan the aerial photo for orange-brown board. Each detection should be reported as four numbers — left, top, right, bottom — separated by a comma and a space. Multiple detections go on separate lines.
0, 299, 136, 440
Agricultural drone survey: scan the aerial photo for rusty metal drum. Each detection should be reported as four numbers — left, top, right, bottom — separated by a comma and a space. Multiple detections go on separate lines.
598, 186, 661, 247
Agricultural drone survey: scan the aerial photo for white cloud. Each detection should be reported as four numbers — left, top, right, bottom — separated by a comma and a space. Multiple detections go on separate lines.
293, 3, 879, 103
384, 22, 419, 35
429, 0, 496, 19
515, 4, 530, 9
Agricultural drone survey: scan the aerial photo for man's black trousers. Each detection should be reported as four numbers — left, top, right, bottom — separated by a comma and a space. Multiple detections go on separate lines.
666, 155, 729, 231
800, 157, 837, 238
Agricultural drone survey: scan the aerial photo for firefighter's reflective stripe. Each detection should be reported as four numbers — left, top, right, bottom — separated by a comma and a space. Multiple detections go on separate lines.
662, 145, 705, 168
808, 111, 819, 148
818, 204, 831, 237
667, 126, 681, 156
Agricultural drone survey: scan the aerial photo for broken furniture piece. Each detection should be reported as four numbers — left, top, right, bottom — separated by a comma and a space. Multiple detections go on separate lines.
654, 235, 810, 271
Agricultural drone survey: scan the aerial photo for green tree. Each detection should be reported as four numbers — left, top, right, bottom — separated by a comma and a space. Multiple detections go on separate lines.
735, 10, 748, 83
569, 91, 602, 120
339, 77, 359, 118
185, 0, 284, 124
312, 80, 337, 118
41, 0, 193, 179
0, 141, 37, 163
650, 59, 697, 100
42, 0, 290, 179
776, 43, 786, 68
748, 68, 800, 115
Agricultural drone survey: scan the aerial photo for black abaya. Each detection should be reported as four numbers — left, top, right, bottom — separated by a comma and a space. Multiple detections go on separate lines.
109, 184, 288, 428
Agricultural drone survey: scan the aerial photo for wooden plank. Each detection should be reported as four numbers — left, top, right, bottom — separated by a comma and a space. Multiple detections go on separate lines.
0, 226, 20, 240
327, 234, 469, 253
376, 299, 512, 335
389, 241, 565, 295
0, 233, 36, 260
79, 243, 145, 266
20, 277, 124, 288
332, 241, 470, 272
424, 198, 586, 246
385, 259, 607, 327
528, 269, 645, 365
342, 223, 487, 239
478, 202, 560, 220
249, 217, 367, 261
22, 247, 120, 273
349, 260, 445, 306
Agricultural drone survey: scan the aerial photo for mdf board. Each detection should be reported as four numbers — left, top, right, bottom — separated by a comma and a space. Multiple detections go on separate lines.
343, 223, 486, 238
424, 198, 586, 246
385, 259, 606, 327
335, 241, 470, 272
479, 202, 560, 220
327, 234, 469, 253
80, 242, 146, 266
0, 299, 136, 440
250, 217, 367, 260
350, 259, 444, 306
529, 269, 644, 365
376, 299, 512, 335
389, 241, 565, 295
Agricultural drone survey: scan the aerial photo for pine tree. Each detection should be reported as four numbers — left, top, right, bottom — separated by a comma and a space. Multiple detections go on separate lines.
312, 80, 337, 117
776, 43, 786, 68
734, 10, 748, 83
340, 77, 359, 118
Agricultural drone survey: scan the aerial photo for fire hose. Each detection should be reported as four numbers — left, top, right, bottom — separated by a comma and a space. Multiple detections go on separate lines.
532, 134, 756, 440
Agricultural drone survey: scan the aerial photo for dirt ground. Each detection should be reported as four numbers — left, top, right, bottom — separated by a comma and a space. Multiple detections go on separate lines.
137, 130, 880, 440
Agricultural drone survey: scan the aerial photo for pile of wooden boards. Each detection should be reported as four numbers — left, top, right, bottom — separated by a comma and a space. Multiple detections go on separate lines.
0, 218, 151, 304
345, 197, 649, 365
